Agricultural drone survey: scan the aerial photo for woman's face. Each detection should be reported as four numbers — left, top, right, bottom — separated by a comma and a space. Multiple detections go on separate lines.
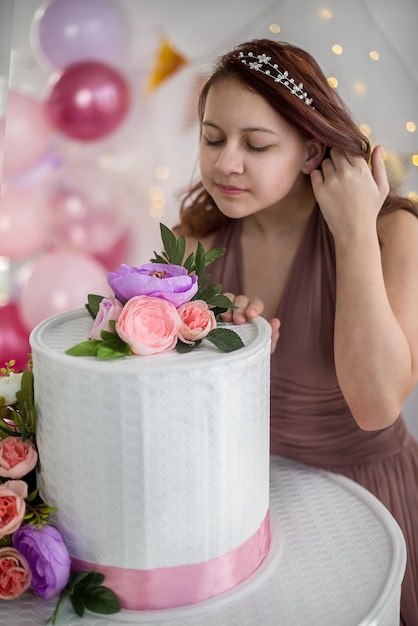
199, 77, 314, 219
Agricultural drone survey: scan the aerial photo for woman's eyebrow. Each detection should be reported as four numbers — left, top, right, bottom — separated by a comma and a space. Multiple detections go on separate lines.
202, 121, 277, 135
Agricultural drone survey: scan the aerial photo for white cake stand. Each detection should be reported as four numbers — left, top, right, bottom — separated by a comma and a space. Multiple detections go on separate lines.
2, 456, 406, 626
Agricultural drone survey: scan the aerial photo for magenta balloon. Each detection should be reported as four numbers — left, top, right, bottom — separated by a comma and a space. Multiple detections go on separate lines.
46, 61, 131, 141
2, 91, 53, 175
31, 0, 129, 70
0, 187, 47, 260
0, 303, 31, 371
18, 251, 110, 331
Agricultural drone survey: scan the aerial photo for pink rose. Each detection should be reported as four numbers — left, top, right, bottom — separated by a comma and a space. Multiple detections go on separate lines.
116, 295, 181, 356
177, 300, 217, 344
0, 480, 27, 538
0, 437, 38, 479
0, 547, 32, 600
90, 295, 123, 340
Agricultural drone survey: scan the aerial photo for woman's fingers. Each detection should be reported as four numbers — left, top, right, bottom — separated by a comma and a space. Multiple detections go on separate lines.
269, 317, 281, 354
221, 294, 264, 323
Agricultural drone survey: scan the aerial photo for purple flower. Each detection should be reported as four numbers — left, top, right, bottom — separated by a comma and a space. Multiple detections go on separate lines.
12, 524, 71, 599
107, 263, 198, 307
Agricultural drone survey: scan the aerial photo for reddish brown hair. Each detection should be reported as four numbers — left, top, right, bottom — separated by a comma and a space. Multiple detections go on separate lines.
177, 39, 416, 237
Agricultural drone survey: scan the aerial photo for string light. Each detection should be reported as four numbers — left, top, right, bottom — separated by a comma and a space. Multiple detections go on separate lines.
369, 50, 380, 61
332, 44, 343, 55
406, 122, 416, 133
269, 24, 281, 34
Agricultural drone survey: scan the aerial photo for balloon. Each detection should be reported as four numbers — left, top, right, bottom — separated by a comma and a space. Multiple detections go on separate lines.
4, 146, 63, 188
45, 61, 131, 141
18, 251, 109, 331
94, 231, 131, 271
31, 0, 130, 70
2, 91, 53, 176
0, 302, 31, 372
0, 186, 47, 260
41, 161, 131, 253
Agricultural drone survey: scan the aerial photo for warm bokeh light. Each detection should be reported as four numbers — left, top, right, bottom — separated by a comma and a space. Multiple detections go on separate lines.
412, 155, 418, 167
327, 76, 339, 88
269, 23, 281, 33
369, 50, 380, 61
154, 165, 170, 180
406, 122, 416, 133
359, 123, 372, 137
332, 44, 343, 55
321, 9, 333, 19
353, 81, 367, 95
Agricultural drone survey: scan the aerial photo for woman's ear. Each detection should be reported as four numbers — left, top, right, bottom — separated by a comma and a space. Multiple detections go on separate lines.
301, 139, 326, 174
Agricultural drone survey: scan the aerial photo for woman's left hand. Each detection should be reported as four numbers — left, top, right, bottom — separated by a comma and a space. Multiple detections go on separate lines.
310, 145, 389, 240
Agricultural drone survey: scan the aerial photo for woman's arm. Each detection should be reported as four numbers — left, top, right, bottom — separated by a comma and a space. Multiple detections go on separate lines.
311, 146, 418, 430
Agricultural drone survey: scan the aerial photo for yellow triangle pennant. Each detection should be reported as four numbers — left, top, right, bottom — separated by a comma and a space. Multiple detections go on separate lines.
147, 38, 189, 93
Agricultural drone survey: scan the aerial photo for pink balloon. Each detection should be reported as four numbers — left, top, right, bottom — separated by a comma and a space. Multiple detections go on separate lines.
0, 186, 47, 260
94, 231, 131, 271
31, 0, 129, 70
45, 61, 131, 141
18, 251, 110, 332
0, 302, 31, 372
2, 91, 54, 175
41, 161, 131, 253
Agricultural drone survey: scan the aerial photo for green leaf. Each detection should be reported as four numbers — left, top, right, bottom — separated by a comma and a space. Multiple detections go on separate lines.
65, 340, 101, 357
176, 339, 200, 353
85, 294, 105, 319
197, 283, 222, 302
160, 223, 178, 263
206, 328, 245, 352
207, 293, 237, 310
96, 343, 130, 360
204, 247, 225, 266
83, 586, 121, 615
194, 241, 206, 276
172, 234, 186, 265
70, 592, 85, 617
183, 252, 195, 273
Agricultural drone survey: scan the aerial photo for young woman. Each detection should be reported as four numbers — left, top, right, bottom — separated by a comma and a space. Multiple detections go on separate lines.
174, 39, 418, 624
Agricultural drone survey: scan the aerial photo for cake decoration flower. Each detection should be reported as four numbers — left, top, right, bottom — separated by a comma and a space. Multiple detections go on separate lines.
66, 223, 244, 360
0, 360, 121, 622
0, 547, 32, 600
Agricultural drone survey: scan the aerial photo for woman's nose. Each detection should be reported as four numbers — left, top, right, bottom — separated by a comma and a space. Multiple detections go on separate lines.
214, 144, 244, 175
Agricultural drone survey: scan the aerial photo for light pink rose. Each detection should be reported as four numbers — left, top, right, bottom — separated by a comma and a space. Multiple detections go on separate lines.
0, 547, 32, 600
0, 437, 38, 479
0, 480, 28, 538
177, 300, 217, 344
116, 295, 182, 356
90, 295, 123, 340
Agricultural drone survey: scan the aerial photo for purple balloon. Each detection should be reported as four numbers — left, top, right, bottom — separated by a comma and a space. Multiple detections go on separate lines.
46, 61, 131, 141
31, 0, 129, 70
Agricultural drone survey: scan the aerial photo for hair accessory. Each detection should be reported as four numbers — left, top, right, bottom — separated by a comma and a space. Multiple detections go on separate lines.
237, 51, 314, 107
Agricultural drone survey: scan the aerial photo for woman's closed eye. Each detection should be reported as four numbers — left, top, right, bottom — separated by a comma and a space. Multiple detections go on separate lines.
203, 136, 270, 153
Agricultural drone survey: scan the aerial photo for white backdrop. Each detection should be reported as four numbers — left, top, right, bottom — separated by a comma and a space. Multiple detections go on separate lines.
0, 0, 417, 438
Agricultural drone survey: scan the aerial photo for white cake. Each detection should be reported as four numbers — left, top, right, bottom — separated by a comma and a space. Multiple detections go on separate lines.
30, 308, 271, 612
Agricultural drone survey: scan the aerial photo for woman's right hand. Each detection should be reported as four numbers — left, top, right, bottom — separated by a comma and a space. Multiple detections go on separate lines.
221, 293, 280, 353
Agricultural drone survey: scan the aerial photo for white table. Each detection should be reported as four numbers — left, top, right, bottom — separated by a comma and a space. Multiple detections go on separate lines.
2, 456, 406, 626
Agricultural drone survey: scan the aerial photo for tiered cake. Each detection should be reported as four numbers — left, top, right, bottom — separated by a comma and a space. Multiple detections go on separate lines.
30, 309, 271, 612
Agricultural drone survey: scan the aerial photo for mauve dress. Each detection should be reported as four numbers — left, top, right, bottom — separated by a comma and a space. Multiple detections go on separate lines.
209, 205, 418, 625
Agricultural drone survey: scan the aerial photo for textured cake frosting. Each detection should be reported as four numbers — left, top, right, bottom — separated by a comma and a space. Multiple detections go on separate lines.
30, 308, 271, 611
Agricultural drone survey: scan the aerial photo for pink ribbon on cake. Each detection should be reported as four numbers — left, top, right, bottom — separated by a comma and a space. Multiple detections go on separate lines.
71, 511, 270, 610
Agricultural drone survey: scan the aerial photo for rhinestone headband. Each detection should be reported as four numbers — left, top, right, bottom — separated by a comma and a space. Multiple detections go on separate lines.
237, 51, 314, 107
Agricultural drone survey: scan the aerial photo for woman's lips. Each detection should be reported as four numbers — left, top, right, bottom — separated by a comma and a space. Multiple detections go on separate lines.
216, 184, 246, 196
